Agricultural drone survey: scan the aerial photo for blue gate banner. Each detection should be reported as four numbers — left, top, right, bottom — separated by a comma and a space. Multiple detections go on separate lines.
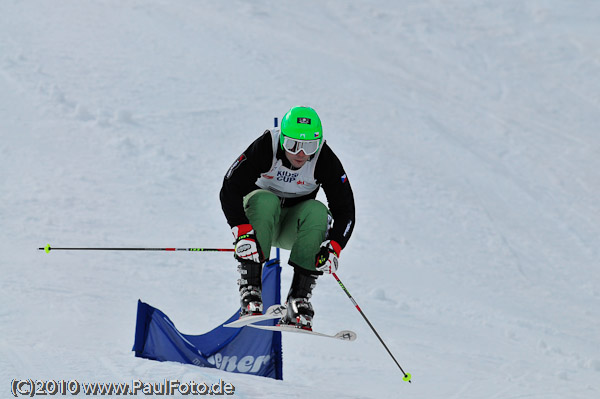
133, 259, 282, 380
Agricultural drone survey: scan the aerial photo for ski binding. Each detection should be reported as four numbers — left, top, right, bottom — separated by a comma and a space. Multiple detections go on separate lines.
223, 304, 287, 328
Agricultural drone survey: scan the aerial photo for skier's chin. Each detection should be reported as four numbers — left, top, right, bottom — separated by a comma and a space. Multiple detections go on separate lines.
285, 151, 309, 168
290, 158, 308, 168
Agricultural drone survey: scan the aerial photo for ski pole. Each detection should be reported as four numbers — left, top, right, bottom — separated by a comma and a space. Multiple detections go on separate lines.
39, 244, 234, 254
332, 272, 412, 383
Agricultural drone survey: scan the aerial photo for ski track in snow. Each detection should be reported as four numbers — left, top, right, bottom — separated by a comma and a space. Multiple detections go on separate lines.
1, 1, 599, 398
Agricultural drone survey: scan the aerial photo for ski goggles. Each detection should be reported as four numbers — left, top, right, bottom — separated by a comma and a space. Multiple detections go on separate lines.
281, 135, 320, 155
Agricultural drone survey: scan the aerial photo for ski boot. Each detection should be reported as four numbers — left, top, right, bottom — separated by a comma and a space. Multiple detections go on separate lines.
238, 261, 263, 317
279, 270, 318, 330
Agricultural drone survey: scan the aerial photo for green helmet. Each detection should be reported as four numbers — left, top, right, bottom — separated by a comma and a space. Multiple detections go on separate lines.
280, 106, 323, 154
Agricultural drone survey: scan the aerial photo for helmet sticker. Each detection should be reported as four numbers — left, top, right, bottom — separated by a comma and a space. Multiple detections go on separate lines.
297, 117, 311, 124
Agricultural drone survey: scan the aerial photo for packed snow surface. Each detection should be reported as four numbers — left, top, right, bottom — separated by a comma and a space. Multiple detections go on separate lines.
1, 1, 599, 398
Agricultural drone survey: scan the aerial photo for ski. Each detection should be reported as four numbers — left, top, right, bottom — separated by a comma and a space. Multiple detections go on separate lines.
223, 304, 287, 328
248, 324, 357, 341
223, 304, 357, 341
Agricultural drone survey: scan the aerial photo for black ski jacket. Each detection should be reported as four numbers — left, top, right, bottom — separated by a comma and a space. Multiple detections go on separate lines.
220, 130, 355, 249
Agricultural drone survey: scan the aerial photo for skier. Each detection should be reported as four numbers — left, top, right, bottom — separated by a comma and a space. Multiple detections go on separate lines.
220, 106, 355, 330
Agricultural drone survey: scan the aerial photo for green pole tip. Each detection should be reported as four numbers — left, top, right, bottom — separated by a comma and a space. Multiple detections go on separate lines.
44, 244, 51, 253
403, 373, 412, 383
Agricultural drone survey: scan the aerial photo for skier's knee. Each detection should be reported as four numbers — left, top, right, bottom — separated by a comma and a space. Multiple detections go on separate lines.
245, 189, 280, 212
302, 200, 329, 229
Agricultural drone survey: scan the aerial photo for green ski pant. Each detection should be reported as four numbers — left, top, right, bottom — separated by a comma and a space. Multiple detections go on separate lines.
243, 189, 329, 272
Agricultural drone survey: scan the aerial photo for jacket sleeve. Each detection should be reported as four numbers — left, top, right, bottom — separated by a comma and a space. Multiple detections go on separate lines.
220, 131, 274, 228
315, 143, 356, 249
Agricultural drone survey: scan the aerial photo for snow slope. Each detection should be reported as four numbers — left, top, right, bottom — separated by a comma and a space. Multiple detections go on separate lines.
1, 1, 599, 398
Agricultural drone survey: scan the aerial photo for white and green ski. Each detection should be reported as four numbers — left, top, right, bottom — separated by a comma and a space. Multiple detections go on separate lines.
224, 304, 357, 341
248, 324, 357, 341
